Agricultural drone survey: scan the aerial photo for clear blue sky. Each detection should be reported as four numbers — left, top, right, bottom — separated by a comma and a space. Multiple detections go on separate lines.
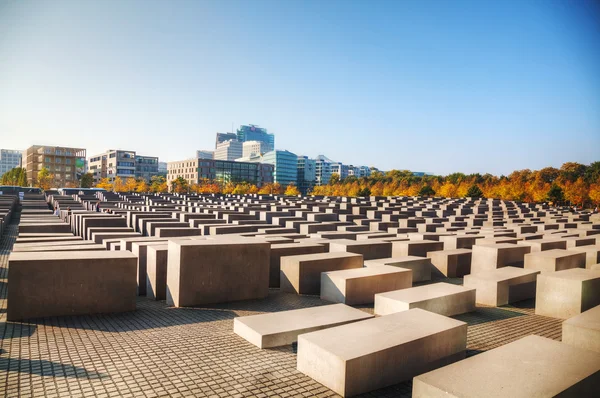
1, 0, 599, 175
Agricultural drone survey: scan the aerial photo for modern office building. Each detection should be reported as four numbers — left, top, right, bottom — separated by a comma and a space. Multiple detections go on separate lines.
135, 155, 159, 182
297, 155, 316, 195
23, 145, 87, 187
242, 140, 268, 158
167, 158, 273, 187
214, 140, 243, 161
215, 132, 237, 148
236, 125, 274, 153
330, 162, 351, 180
88, 149, 159, 184
158, 161, 168, 175
196, 150, 214, 160
0, 149, 22, 176
315, 155, 334, 186
261, 150, 298, 187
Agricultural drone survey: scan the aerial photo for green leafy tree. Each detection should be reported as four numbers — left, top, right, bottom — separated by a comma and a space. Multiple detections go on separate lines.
36, 167, 54, 190
1, 167, 28, 186
171, 176, 189, 194
466, 184, 484, 198
418, 185, 435, 197
546, 183, 564, 204
329, 173, 340, 185
80, 173, 94, 188
357, 187, 371, 197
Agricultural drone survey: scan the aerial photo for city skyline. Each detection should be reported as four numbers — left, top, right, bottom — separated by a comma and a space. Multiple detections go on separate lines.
1, 0, 599, 175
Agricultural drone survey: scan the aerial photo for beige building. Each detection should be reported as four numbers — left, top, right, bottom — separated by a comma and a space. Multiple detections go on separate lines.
167, 158, 199, 187
23, 145, 86, 187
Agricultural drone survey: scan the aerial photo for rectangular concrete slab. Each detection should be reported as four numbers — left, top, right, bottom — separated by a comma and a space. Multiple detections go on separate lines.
280, 252, 363, 295
233, 303, 373, 348
413, 335, 600, 398
391, 240, 444, 258
535, 268, 600, 319
329, 239, 393, 260
562, 305, 600, 353
166, 239, 270, 307
297, 308, 467, 397
427, 249, 472, 278
320, 265, 412, 305
524, 249, 586, 273
374, 282, 476, 317
463, 266, 540, 306
364, 256, 431, 282
7, 251, 137, 321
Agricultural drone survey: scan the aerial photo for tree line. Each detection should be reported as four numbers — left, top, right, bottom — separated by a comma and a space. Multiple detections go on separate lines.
2, 161, 598, 206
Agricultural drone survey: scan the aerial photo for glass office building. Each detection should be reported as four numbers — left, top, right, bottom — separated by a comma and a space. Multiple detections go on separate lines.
261, 150, 298, 187
236, 125, 275, 153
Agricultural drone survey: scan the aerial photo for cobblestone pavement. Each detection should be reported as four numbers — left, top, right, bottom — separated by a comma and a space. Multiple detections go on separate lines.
0, 217, 563, 398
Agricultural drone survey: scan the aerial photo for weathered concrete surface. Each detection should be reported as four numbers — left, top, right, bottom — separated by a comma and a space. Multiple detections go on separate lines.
535, 268, 600, 319
234, 304, 372, 348
463, 266, 540, 306
471, 243, 531, 274
269, 243, 326, 288
297, 308, 467, 397
524, 249, 586, 273
391, 240, 444, 258
329, 239, 393, 260
320, 265, 412, 305
562, 305, 600, 353
166, 240, 270, 307
374, 282, 476, 317
7, 251, 137, 321
413, 335, 600, 398
280, 252, 363, 295
427, 249, 472, 278
146, 243, 169, 300
364, 256, 431, 282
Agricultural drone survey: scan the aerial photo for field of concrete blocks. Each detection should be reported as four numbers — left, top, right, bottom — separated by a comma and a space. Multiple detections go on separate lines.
1, 191, 599, 397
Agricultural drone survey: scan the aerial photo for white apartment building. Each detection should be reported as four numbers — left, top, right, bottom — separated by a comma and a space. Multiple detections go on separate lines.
242, 140, 267, 158
214, 140, 243, 161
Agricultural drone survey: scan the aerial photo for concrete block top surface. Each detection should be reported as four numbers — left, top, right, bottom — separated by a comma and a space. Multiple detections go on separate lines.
428, 249, 472, 256
542, 268, 600, 282
525, 249, 585, 259
323, 265, 411, 279
365, 256, 429, 264
171, 239, 270, 248
299, 308, 466, 361
376, 282, 474, 303
465, 266, 539, 282
414, 335, 600, 398
283, 251, 362, 262
235, 304, 372, 335
9, 250, 137, 261
563, 305, 600, 330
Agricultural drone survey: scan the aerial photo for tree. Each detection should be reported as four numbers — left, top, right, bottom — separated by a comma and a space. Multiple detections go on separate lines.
171, 176, 189, 194
125, 177, 138, 192
563, 177, 588, 207
1, 167, 28, 186
96, 177, 113, 191
466, 184, 484, 198
112, 177, 125, 192
136, 179, 149, 193
36, 167, 54, 190
80, 173, 94, 188
418, 185, 435, 197
150, 176, 168, 193
284, 183, 300, 196
589, 179, 600, 206
329, 173, 340, 185
357, 187, 371, 197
